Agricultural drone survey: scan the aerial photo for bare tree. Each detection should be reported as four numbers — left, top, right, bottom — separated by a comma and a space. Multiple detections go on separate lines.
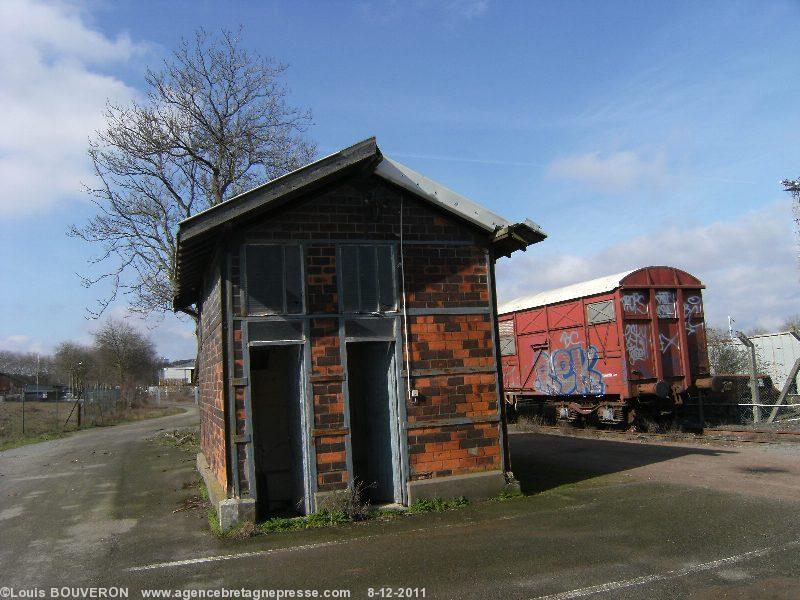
93, 319, 158, 395
71, 28, 316, 318
782, 315, 800, 333
0, 350, 55, 381
53, 342, 95, 395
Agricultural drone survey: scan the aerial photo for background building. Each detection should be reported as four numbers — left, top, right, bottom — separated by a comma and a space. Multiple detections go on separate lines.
159, 359, 196, 386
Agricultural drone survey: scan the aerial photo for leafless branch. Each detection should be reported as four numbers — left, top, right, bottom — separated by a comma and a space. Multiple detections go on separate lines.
72, 28, 316, 319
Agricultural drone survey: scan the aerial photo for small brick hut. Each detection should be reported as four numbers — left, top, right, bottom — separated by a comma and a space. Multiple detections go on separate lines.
173, 138, 545, 527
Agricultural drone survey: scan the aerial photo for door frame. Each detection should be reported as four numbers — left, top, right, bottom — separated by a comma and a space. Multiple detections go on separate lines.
245, 337, 314, 515
343, 335, 406, 505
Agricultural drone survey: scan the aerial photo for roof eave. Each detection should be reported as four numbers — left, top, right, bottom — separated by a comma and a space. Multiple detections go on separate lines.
490, 220, 547, 257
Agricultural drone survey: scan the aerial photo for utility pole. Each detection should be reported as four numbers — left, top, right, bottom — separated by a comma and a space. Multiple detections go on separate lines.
781, 178, 800, 282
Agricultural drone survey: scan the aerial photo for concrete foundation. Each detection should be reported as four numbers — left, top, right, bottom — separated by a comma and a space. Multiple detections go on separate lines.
197, 453, 255, 530
407, 470, 513, 503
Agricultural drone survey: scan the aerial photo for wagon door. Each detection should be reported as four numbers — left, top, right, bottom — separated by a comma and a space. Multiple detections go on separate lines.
620, 290, 657, 382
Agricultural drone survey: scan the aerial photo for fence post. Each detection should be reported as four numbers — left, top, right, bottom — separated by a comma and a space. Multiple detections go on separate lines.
194, 386, 199, 406
737, 333, 761, 423
767, 356, 800, 423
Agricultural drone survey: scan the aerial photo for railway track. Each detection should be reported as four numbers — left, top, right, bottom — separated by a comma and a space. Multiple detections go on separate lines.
519, 424, 800, 444
703, 427, 800, 444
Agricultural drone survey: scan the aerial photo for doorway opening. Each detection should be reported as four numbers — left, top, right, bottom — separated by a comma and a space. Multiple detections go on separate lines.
249, 344, 306, 518
346, 341, 399, 504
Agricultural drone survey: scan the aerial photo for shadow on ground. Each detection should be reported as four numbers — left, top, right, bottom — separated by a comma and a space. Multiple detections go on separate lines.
509, 432, 735, 495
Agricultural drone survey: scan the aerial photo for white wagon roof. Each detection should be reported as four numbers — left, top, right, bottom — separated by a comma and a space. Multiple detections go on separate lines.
498, 270, 635, 314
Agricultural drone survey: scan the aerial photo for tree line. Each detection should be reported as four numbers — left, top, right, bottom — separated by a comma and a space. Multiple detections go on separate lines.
0, 319, 163, 394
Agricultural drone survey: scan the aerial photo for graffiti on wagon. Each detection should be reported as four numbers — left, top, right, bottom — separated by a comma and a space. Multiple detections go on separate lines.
621, 291, 648, 315
683, 295, 703, 335
532, 334, 606, 396
624, 323, 649, 364
655, 290, 677, 318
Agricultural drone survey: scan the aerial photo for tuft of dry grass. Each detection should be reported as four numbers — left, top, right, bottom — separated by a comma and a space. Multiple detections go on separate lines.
513, 412, 548, 432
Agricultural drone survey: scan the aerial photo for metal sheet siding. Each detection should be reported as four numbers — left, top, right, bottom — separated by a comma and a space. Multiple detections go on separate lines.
738, 331, 800, 391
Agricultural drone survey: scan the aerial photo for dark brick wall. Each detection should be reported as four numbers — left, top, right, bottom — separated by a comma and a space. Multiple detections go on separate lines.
403, 245, 490, 308
197, 252, 227, 491
241, 174, 481, 244
306, 245, 338, 313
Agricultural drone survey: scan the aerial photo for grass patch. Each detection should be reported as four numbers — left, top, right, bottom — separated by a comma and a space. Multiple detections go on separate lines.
91, 406, 183, 428
257, 510, 350, 534
0, 401, 185, 452
206, 493, 471, 539
494, 486, 524, 501
407, 496, 468, 514
207, 505, 222, 536
0, 432, 66, 452
372, 507, 405, 520
199, 477, 210, 503
153, 427, 200, 454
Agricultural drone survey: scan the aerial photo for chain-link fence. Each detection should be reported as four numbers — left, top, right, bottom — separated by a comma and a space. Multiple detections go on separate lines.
0, 386, 189, 448
148, 384, 198, 406
699, 349, 800, 428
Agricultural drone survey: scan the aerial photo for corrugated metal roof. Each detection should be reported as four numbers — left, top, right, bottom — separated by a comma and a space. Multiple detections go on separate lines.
374, 157, 513, 233
498, 270, 635, 314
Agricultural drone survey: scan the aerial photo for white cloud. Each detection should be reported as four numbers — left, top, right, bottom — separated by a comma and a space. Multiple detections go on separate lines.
0, 0, 144, 217
547, 150, 668, 193
0, 307, 196, 361
0, 334, 45, 354
497, 202, 798, 332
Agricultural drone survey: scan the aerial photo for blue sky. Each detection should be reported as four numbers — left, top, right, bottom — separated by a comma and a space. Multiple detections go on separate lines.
1, 0, 798, 359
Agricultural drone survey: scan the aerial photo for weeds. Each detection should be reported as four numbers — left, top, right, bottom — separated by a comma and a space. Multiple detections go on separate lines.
407, 496, 468, 514
206, 493, 470, 539
198, 477, 210, 502
153, 427, 200, 453
494, 486, 523, 501
257, 510, 349, 534
515, 413, 547, 431
0, 432, 65, 452
371, 507, 405, 520
316, 479, 373, 521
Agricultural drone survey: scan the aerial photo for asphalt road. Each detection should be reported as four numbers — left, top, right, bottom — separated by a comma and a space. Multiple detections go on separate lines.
2, 410, 800, 599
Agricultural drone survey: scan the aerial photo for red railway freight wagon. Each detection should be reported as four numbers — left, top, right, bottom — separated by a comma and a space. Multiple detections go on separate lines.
497, 266, 716, 425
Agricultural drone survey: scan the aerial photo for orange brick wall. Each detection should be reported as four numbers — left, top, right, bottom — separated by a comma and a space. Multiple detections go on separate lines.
408, 422, 501, 479
310, 318, 349, 492
197, 254, 228, 491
